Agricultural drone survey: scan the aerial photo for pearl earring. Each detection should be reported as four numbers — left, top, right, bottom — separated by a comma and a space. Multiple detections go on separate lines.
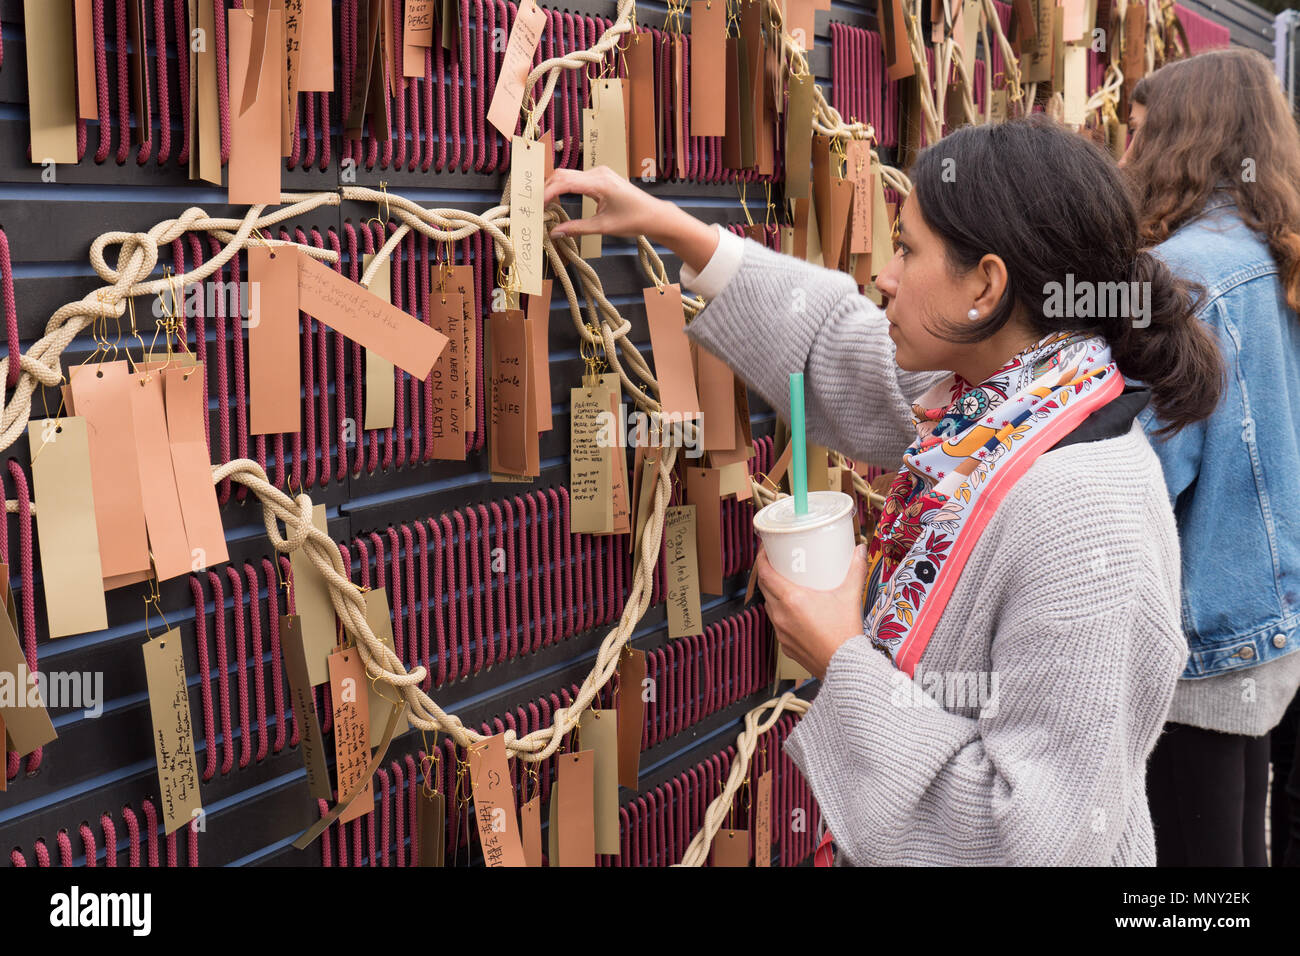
967, 308, 980, 321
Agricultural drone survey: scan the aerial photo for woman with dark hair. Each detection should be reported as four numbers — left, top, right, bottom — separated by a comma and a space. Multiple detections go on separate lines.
544, 114, 1224, 865
1122, 47, 1300, 867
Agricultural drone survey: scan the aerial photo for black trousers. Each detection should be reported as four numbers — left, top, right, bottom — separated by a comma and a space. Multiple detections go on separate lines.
1147, 722, 1270, 866
1270, 690, 1300, 866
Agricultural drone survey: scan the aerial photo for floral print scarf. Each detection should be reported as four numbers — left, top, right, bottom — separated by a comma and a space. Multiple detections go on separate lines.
863, 330, 1125, 674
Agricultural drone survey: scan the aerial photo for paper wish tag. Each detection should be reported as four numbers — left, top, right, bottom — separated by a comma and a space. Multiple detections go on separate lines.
664, 504, 703, 638
328, 646, 374, 824
468, 733, 527, 866
579, 709, 620, 855
28, 417, 108, 638
569, 386, 614, 534
141, 629, 202, 835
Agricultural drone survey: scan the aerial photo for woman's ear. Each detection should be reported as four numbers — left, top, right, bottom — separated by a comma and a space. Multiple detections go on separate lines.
972, 253, 1009, 316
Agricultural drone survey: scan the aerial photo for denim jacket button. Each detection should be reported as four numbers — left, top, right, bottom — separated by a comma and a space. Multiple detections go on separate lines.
1237, 645, 1256, 660
1273, 633, 1288, 649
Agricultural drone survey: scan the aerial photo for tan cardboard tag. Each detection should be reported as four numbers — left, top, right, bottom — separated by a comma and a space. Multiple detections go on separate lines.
579, 709, 620, 854
418, 788, 446, 866
164, 365, 230, 570
361, 253, 396, 431
510, 136, 546, 296
364, 587, 410, 746
289, 503, 335, 686
569, 387, 614, 533
141, 628, 202, 835
28, 417, 108, 637
24, 0, 79, 164
756, 769, 772, 866
665, 505, 702, 638
280, 614, 332, 799
0, 581, 57, 756
487, 0, 546, 137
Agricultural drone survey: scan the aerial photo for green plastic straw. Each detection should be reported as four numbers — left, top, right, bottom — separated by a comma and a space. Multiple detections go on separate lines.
789, 372, 808, 517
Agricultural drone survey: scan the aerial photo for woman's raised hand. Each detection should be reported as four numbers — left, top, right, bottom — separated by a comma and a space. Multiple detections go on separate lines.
543, 165, 669, 241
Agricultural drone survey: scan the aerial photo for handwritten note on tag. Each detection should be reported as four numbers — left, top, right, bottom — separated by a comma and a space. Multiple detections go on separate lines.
297, 249, 448, 380
280, 614, 332, 799
142, 629, 202, 835
328, 647, 374, 824
665, 505, 702, 638
487, 0, 546, 137
468, 734, 527, 866
569, 388, 613, 533
510, 136, 545, 296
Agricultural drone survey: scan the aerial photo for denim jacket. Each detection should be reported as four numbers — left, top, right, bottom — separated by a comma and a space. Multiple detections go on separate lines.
1138, 193, 1300, 678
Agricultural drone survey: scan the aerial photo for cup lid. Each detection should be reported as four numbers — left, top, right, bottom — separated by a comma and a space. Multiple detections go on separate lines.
753, 490, 855, 534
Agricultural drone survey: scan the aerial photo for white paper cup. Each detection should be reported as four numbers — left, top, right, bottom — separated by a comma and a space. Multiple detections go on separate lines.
753, 490, 857, 591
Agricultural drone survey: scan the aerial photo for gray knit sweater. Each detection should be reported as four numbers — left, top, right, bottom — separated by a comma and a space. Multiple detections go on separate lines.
683, 236, 1187, 866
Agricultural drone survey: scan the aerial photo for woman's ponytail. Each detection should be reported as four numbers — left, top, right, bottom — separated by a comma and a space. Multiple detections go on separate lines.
1108, 250, 1225, 438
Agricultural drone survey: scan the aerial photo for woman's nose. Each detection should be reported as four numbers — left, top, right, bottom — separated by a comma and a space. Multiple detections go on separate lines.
875, 254, 901, 299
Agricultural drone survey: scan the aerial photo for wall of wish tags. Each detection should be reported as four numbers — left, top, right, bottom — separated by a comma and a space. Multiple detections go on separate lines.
0, 0, 1258, 869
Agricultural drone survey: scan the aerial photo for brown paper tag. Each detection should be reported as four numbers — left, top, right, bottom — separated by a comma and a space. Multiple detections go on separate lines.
487, 0, 546, 138
164, 365, 231, 570
128, 0, 153, 146
547, 781, 561, 864
127, 367, 192, 582
250, 247, 303, 435
282, 0, 305, 154
227, 8, 283, 205
685, 466, 724, 596
713, 828, 750, 866
28, 418, 108, 638
784, 73, 814, 200
617, 648, 646, 790
846, 140, 873, 255
673, 37, 688, 180
569, 387, 614, 534
556, 751, 596, 866
24, 0, 79, 164
297, 0, 335, 91
488, 310, 533, 476
406, 0, 435, 45
511, 136, 546, 296
526, 279, 553, 432
364, 587, 410, 746
695, 344, 736, 452
288, 503, 335, 686
722, 36, 743, 169
73, 0, 97, 120
756, 769, 772, 866
196, 0, 222, 183
644, 284, 702, 420
360, 253, 396, 431
298, 249, 448, 379
67, 362, 151, 583
579, 709, 620, 855
665, 505, 702, 638
601, 384, 632, 536
142, 628, 203, 835
520, 795, 543, 866
442, 264, 477, 424
880, 0, 915, 81
429, 289, 466, 458
0, 585, 57, 757
418, 789, 446, 866
627, 32, 657, 179
280, 614, 332, 799
595, 79, 630, 181
468, 733, 527, 866
689, 0, 727, 136
328, 647, 374, 824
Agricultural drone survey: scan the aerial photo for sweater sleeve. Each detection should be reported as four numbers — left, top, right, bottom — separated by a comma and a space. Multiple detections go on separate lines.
681, 235, 950, 468
781, 451, 1187, 865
